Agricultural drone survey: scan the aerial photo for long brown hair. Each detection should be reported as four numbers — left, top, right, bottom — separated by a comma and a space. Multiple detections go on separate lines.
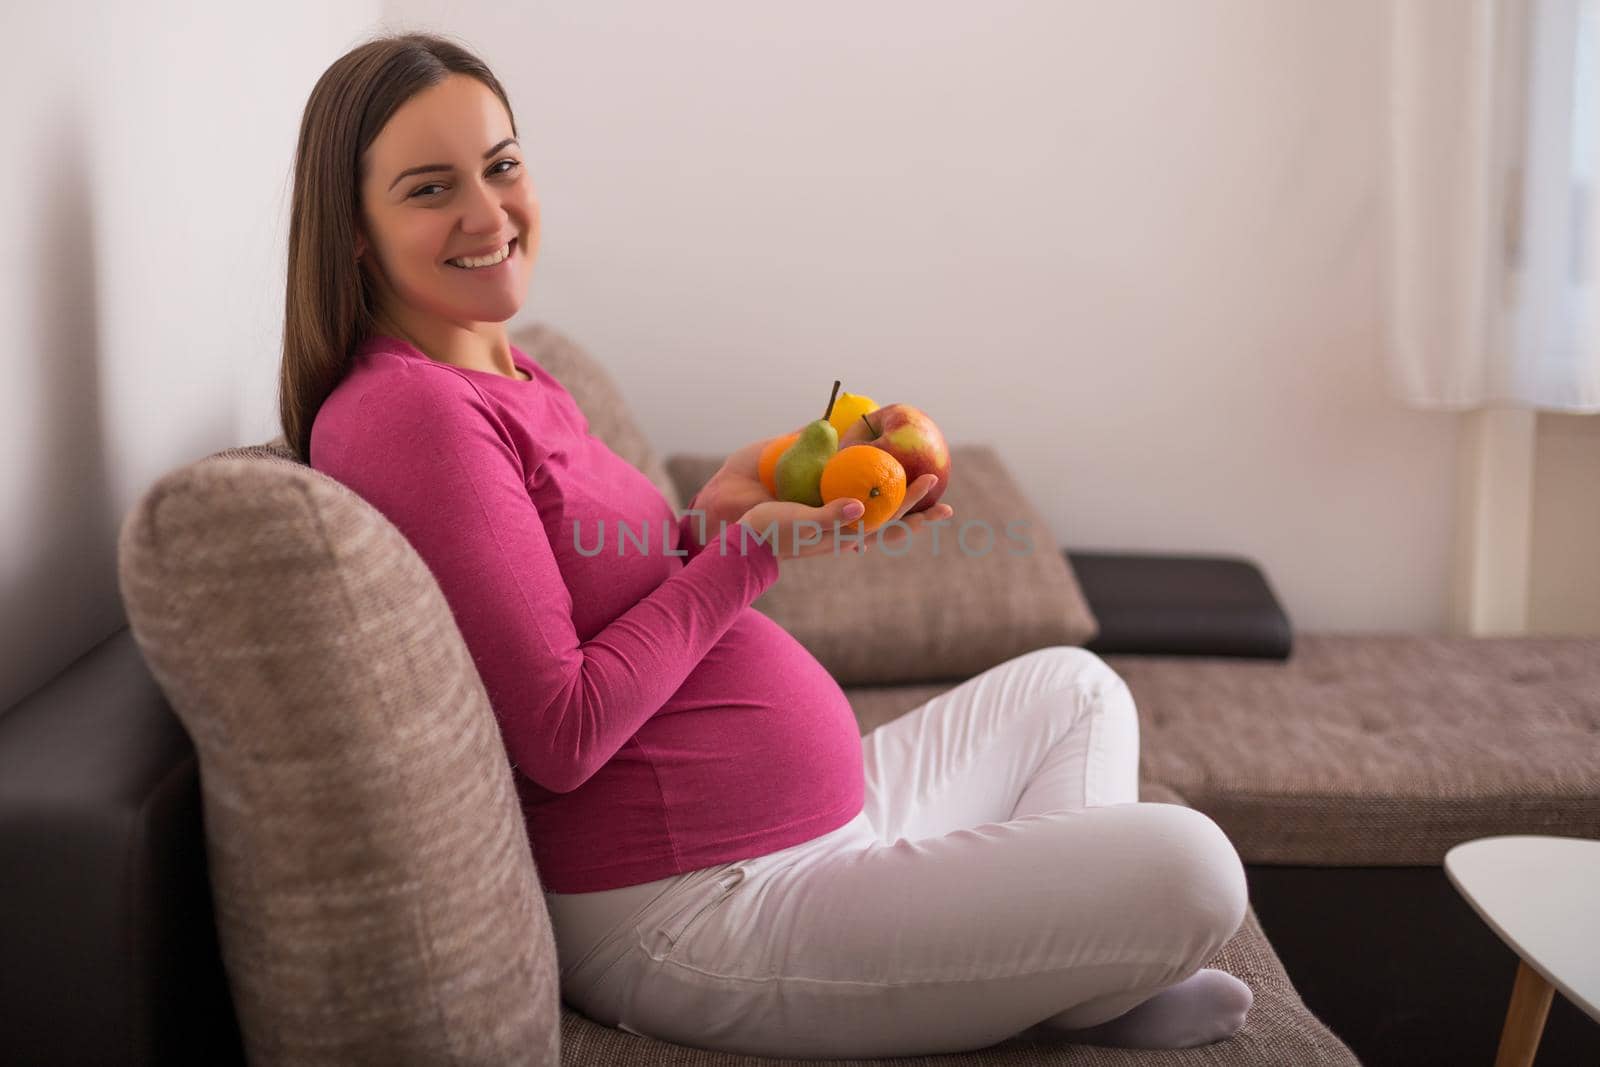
279, 31, 518, 464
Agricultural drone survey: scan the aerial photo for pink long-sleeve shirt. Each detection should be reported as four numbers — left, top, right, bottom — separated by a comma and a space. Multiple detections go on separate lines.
309, 334, 865, 892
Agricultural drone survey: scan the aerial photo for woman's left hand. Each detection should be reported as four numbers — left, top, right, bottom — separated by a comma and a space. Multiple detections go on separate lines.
689, 429, 801, 542
689, 428, 956, 553
848, 473, 955, 555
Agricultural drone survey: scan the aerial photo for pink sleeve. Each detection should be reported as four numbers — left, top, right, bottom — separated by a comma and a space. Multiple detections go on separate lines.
675, 498, 705, 561
326, 378, 779, 793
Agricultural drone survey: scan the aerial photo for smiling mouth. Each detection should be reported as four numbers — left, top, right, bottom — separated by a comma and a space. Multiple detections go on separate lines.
446, 236, 517, 269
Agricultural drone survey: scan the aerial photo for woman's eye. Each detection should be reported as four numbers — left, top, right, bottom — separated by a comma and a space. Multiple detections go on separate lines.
409, 159, 520, 199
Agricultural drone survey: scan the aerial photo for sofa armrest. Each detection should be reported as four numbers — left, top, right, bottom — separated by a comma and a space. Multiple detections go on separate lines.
1065, 550, 1293, 659
115, 446, 560, 1065
0, 626, 243, 1066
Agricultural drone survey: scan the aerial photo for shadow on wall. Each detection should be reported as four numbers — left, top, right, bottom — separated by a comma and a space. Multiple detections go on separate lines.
1, 92, 121, 710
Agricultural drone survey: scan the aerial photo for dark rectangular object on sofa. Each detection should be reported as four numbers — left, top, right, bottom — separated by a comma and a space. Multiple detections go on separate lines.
1067, 550, 1293, 660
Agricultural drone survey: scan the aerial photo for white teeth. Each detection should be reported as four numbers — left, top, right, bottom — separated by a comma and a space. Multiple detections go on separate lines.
447, 241, 511, 269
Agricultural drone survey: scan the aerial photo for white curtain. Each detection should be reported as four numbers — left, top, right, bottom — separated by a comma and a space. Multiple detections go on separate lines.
1385, 0, 1598, 412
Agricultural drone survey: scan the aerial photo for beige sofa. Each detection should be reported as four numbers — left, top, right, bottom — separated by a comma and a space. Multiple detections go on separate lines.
91, 321, 1361, 1065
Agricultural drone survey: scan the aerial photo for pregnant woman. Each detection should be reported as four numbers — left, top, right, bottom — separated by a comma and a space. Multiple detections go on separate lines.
287, 31, 1253, 1059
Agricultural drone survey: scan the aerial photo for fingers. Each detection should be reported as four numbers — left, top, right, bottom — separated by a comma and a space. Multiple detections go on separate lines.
828, 497, 865, 526
880, 501, 954, 541
846, 495, 955, 554
769, 488, 953, 558
760, 498, 860, 558
891, 474, 938, 523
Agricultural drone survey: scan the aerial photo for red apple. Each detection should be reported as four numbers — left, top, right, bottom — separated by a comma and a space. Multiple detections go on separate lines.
838, 403, 951, 513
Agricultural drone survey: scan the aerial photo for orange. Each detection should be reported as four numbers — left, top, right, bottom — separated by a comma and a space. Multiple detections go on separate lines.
759, 431, 801, 496
820, 445, 907, 535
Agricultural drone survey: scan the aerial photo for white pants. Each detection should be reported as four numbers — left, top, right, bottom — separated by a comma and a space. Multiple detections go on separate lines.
544, 646, 1249, 1059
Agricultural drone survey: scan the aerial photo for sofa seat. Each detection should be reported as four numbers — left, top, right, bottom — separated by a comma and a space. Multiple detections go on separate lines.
558, 691, 1360, 1067
1095, 633, 1600, 865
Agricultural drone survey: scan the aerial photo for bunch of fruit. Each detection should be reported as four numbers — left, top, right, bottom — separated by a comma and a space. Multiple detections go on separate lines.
758, 380, 951, 535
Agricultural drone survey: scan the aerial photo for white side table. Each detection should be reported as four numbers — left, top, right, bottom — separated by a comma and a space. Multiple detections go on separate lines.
1444, 836, 1600, 1067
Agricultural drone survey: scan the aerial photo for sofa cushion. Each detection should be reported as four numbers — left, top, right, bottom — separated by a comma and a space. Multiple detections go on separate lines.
116, 438, 561, 1066
510, 321, 683, 512
666, 445, 1100, 687
1068, 551, 1293, 660
1106, 633, 1600, 865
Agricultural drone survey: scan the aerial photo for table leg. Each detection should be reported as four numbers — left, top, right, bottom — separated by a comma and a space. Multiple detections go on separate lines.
1493, 959, 1554, 1067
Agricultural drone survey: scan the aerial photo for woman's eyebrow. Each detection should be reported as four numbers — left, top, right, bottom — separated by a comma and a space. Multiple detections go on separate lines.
388, 137, 519, 191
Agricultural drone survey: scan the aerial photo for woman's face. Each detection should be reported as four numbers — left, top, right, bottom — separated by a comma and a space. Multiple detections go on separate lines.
356, 74, 539, 330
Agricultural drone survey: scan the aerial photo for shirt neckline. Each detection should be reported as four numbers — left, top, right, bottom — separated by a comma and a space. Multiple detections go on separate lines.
360, 333, 537, 385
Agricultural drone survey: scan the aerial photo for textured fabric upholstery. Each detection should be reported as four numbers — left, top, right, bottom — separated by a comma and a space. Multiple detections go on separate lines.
666, 447, 1100, 687
116, 438, 560, 1066
1106, 633, 1600, 865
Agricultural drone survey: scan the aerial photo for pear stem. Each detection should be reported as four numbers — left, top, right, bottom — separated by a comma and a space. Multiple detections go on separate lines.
823, 379, 842, 421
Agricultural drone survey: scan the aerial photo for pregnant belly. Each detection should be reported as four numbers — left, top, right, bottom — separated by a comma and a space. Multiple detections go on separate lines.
640, 610, 865, 815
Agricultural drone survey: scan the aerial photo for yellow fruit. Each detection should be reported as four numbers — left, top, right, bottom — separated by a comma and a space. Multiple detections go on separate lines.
827, 392, 878, 441
820, 445, 906, 535
759, 432, 800, 496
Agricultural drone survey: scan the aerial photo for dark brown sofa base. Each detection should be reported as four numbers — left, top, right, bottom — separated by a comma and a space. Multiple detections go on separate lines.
1246, 863, 1600, 1067
0, 627, 246, 1066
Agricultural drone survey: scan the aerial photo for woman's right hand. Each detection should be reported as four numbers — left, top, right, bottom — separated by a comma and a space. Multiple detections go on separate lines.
735, 497, 867, 560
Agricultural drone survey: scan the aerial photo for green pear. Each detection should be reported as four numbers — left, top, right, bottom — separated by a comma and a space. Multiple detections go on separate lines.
775, 380, 843, 506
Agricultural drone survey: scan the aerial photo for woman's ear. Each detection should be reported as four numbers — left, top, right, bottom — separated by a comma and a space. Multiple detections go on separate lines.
354, 232, 367, 260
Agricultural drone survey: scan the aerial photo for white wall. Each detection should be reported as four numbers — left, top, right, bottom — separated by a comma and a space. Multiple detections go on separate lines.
0, 2, 380, 709
1531, 413, 1600, 635
382, 0, 1462, 633
12, 2, 1589, 710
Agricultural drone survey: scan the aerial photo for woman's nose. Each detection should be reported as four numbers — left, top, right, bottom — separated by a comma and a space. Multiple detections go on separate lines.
458, 178, 508, 234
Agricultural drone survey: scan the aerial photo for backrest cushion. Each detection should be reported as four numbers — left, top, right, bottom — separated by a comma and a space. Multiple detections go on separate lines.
116, 439, 559, 1066
509, 322, 683, 512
